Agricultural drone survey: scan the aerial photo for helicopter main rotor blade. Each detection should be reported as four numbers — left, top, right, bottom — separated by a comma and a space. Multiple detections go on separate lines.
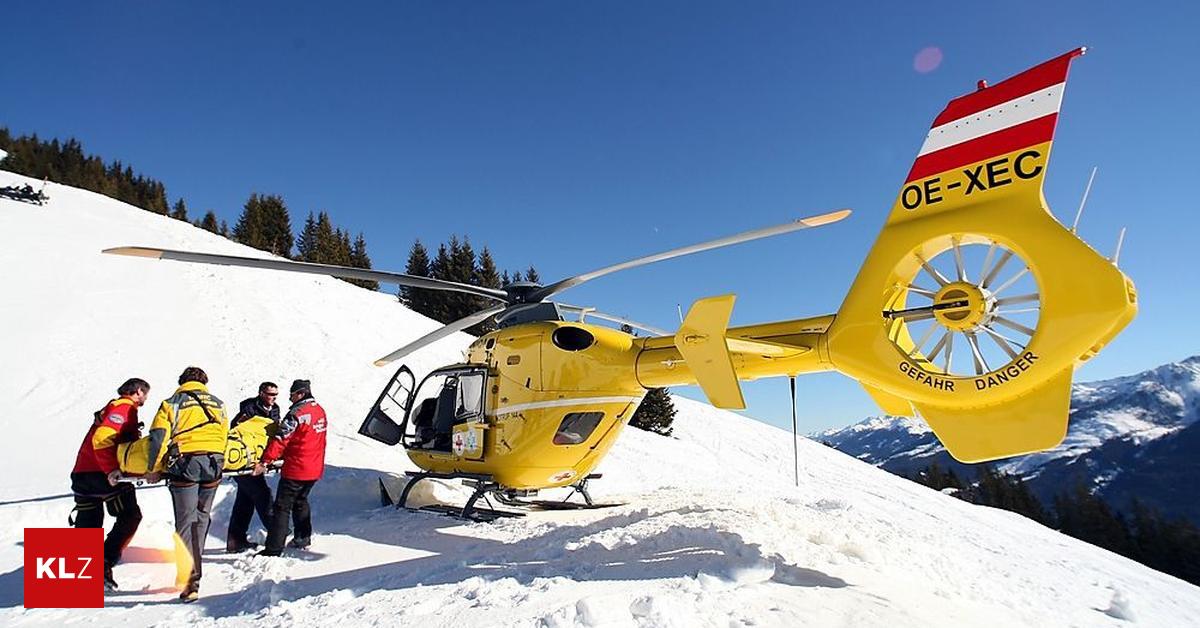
556, 304, 671, 336
526, 209, 851, 303
373, 304, 508, 366
103, 246, 510, 303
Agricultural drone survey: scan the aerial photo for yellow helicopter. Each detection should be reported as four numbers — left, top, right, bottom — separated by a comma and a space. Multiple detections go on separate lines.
105, 47, 1135, 519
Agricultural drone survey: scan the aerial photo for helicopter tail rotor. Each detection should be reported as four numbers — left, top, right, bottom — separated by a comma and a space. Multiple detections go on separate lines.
824, 47, 1136, 462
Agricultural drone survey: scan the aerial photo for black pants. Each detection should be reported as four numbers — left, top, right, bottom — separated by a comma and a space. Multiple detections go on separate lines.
227, 475, 273, 545
265, 478, 316, 553
71, 479, 141, 568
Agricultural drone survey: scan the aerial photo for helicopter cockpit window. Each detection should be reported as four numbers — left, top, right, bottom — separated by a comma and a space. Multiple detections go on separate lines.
553, 412, 604, 445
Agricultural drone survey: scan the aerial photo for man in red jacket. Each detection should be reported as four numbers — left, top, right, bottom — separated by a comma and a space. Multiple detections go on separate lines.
70, 377, 150, 591
254, 379, 327, 556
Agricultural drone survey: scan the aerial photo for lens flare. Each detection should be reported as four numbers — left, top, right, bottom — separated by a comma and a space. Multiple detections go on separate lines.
173, 531, 195, 589
914, 47, 943, 73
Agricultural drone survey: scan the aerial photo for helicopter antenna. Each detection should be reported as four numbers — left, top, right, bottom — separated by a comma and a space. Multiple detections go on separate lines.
676, 303, 684, 324
1071, 166, 1097, 234
789, 376, 799, 487
1111, 227, 1127, 265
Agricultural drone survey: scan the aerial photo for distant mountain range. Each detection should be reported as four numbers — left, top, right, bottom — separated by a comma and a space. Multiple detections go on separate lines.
819, 356, 1200, 524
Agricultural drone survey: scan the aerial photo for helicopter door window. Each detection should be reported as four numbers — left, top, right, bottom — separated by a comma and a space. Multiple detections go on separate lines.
359, 365, 415, 447
553, 412, 604, 445
455, 372, 485, 422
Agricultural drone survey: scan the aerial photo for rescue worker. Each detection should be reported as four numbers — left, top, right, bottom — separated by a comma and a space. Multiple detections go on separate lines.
226, 381, 281, 552
144, 366, 228, 603
70, 377, 150, 592
255, 379, 327, 556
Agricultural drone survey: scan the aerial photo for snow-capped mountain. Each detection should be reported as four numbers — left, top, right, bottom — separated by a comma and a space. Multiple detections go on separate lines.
820, 357, 1200, 522
3, 169, 1199, 626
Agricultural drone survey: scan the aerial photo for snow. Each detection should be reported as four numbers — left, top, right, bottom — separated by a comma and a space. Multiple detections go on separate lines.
3, 170, 1199, 626
833, 415, 932, 437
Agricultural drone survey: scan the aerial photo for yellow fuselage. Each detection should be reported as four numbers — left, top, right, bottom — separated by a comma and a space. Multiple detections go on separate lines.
406, 316, 835, 489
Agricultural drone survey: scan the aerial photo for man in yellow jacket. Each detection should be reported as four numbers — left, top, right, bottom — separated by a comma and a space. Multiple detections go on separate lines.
144, 366, 228, 603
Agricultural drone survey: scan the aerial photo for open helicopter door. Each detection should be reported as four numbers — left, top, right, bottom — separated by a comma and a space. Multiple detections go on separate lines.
358, 365, 416, 446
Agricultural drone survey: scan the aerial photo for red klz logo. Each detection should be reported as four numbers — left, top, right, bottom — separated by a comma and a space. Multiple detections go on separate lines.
24, 528, 104, 608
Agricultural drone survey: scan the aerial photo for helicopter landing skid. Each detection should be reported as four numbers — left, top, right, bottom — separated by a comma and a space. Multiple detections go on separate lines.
490, 475, 623, 511
389, 471, 619, 522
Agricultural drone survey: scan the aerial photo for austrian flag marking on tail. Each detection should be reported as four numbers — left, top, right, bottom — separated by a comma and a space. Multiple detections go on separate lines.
894, 48, 1086, 216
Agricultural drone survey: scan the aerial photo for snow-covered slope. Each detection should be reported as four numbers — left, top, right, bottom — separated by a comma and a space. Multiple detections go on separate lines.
820, 358, 1200, 523
3, 171, 1199, 626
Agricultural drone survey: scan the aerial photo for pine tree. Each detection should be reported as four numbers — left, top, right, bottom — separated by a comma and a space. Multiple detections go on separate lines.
973, 466, 1048, 524
467, 246, 502, 334
170, 198, 189, 221
234, 193, 293, 258
348, 233, 377, 290
400, 240, 431, 311
1054, 483, 1134, 556
233, 194, 266, 251
446, 236, 479, 322
335, 228, 353, 266
296, 212, 319, 261
913, 462, 964, 492
525, 265, 541, 284
427, 243, 453, 323
304, 213, 343, 265
630, 388, 676, 436
198, 210, 220, 234
475, 247, 502, 290
260, 194, 294, 258
316, 212, 340, 263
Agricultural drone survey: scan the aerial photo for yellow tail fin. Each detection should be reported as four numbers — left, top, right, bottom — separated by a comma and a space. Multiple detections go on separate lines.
675, 295, 745, 409
826, 48, 1136, 462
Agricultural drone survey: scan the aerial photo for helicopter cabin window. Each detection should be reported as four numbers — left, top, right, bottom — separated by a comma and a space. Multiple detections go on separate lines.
407, 369, 487, 450
553, 412, 604, 445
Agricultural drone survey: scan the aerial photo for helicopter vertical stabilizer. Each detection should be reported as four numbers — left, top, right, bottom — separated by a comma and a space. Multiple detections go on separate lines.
675, 295, 746, 409
823, 48, 1137, 462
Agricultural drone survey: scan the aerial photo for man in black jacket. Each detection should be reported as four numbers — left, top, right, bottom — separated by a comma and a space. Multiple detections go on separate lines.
226, 382, 280, 552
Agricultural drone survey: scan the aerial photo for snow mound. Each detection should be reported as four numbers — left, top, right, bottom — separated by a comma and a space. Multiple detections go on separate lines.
3, 170, 1198, 626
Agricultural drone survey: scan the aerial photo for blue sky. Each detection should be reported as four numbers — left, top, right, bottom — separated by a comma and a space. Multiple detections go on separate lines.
4, 2, 1197, 432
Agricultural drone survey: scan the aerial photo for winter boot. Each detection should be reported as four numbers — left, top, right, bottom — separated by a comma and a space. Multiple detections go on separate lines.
226, 538, 258, 553
103, 564, 118, 592
179, 582, 199, 603
288, 536, 311, 550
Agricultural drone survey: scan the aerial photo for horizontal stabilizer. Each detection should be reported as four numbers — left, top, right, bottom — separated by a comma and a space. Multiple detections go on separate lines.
915, 367, 1073, 463
675, 295, 745, 409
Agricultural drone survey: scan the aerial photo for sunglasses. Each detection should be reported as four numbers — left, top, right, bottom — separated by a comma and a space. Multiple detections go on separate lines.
263, 392, 278, 398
